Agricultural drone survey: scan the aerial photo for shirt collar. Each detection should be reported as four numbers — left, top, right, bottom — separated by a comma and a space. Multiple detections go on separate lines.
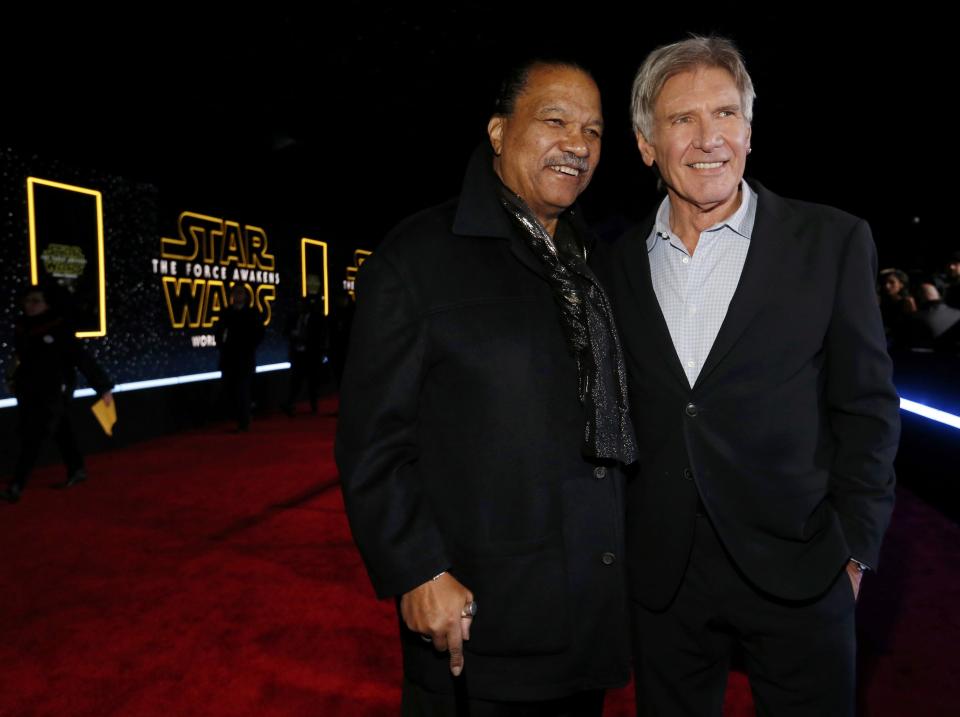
646, 179, 756, 251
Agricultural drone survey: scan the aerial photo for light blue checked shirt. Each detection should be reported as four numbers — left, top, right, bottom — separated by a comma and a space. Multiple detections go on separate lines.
646, 180, 758, 387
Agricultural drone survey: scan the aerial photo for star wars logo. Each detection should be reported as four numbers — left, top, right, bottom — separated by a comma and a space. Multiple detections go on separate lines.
152, 212, 281, 329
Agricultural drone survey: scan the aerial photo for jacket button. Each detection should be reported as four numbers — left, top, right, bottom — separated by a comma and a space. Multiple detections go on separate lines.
685, 402, 699, 417
683, 468, 693, 480
593, 466, 607, 480
601, 552, 616, 566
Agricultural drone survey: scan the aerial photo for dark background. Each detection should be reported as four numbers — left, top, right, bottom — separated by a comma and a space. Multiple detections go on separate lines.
0, 7, 935, 394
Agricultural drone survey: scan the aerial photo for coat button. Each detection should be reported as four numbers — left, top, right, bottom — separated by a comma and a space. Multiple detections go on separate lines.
601, 552, 616, 566
594, 466, 607, 480
683, 468, 693, 480
685, 402, 699, 417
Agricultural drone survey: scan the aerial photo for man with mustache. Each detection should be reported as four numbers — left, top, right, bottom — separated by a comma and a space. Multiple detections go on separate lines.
601, 36, 900, 716
337, 60, 637, 715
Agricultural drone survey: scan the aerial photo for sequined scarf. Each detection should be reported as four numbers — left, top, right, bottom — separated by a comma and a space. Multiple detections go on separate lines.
498, 185, 637, 465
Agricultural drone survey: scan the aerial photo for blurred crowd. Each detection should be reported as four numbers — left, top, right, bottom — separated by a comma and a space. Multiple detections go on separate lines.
878, 251, 960, 354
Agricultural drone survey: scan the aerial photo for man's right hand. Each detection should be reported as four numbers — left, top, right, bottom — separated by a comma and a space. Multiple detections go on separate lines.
400, 572, 474, 677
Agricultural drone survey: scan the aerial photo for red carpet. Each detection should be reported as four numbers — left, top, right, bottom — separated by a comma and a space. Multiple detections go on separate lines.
1, 397, 957, 716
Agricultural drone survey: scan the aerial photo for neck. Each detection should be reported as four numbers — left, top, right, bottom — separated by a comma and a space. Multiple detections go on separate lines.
666, 185, 743, 255
493, 159, 560, 238
540, 215, 559, 237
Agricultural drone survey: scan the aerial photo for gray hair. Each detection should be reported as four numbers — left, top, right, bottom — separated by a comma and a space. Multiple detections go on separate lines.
630, 35, 755, 138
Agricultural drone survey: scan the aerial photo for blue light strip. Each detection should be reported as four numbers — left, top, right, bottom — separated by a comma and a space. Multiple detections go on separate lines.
3, 381, 958, 432
254, 362, 292, 374
899, 398, 960, 430
0, 363, 291, 409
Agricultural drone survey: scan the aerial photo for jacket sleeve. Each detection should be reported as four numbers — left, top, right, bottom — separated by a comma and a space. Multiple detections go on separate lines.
825, 219, 900, 570
334, 251, 450, 599
69, 333, 113, 396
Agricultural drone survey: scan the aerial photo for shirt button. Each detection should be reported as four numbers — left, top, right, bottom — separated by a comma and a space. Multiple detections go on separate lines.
687, 360, 696, 368
593, 466, 607, 480
681, 256, 690, 264
683, 468, 694, 480
601, 552, 616, 566
685, 403, 699, 417
689, 306, 697, 315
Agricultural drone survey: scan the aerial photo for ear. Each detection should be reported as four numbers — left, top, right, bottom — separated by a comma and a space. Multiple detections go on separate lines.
636, 130, 656, 167
745, 123, 752, 154
488, 115, 505, 156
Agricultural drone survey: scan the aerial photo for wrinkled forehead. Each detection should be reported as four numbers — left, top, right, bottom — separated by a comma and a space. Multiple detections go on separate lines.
655, 64, 742, 110
653, 65, 747, 115
519, 66, 602, 117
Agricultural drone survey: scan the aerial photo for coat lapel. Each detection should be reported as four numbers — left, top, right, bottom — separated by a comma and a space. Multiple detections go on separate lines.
693, 181, 790, 390
452, 143, 552, 280
619, 220, 690, 389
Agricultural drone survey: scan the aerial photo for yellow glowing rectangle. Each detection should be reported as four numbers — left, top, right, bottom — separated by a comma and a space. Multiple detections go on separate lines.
26, 177, 107, 338
344, 248, 372, 299
300, 238, 329, 316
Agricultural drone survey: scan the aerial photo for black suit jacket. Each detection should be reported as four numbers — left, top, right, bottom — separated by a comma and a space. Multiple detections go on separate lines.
601, 181, 900, 609
335, 146, 630, 700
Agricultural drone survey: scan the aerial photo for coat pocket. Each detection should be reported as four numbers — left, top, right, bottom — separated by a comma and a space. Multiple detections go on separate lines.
452, 535, 569, 657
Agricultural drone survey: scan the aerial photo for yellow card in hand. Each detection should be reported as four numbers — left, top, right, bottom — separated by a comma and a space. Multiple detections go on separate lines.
91, 398, 117, 436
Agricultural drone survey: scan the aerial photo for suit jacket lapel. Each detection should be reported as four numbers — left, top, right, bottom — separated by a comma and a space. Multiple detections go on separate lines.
619, 220, 690, 389
693, 181, 789, 390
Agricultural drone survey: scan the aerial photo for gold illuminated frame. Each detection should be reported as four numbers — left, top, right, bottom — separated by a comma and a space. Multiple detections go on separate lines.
345, 249, 373, 299
300, 238, 329, 316
26, 177, 107, 338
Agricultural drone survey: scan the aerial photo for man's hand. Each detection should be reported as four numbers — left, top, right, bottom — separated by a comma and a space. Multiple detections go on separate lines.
400, 573, 474, 676
101, 391, 113, 407
846, 560, 863, 601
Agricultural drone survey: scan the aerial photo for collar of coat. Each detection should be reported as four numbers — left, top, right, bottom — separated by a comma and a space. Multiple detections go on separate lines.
451, 143, 596, 252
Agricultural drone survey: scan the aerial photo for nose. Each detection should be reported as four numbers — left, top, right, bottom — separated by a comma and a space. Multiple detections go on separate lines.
560, 126, 592, 157
693, 118, 724, 151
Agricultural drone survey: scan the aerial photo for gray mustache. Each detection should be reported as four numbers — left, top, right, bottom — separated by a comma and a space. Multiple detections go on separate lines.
545, 153, 589, 172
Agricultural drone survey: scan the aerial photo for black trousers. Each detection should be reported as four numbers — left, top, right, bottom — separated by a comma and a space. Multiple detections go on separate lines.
402, 679, 605, 717
631, 512, 856, 717
220, 367, 253, 430
13, 395, 83, 489
284, 353, 321, 412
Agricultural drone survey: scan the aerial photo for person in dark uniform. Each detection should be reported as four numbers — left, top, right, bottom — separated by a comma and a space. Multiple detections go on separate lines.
216, 284, 264, 432
2, 286, 112, 504
336, 60, 637, 716
281, 294, 328, 416
328, 289, 355, 392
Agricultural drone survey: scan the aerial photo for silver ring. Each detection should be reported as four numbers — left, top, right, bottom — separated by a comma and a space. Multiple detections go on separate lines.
461, 600, 478, 618
420, 634, 432, 642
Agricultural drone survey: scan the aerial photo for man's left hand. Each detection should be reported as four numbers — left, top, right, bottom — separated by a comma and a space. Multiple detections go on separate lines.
846, 560, 863, 601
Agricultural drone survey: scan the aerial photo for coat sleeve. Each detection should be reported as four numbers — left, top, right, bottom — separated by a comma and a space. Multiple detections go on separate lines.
334, 251, 450, 599
825, 219, 900, 570
69, 333, 113, 396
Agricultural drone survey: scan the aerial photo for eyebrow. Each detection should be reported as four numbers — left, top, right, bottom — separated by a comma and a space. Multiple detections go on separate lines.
537, 105, 604, 128
665, 103, 741, 121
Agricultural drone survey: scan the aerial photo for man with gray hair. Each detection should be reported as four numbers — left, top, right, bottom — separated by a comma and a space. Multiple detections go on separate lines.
600, 36, 900, 715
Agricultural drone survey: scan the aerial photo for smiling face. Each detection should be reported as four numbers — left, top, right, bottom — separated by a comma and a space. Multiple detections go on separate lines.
637, 65, 751, 224
488, 65, 603, 234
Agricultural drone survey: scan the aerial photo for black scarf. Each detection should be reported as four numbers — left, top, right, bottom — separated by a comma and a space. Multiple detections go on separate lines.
498, 185, 637, 465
